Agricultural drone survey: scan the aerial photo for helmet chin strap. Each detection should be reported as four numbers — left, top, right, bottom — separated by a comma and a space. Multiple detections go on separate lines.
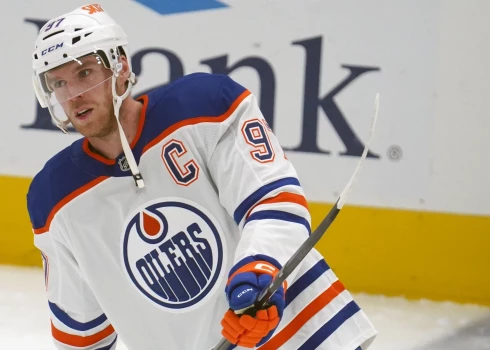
51, 106, 71, 133
111, 67, 145, 189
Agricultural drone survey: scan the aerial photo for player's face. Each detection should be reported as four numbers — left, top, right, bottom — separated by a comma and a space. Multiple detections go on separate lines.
44, 55, 116, 138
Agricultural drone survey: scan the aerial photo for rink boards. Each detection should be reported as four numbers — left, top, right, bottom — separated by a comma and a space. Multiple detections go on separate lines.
2, 173, 489, 306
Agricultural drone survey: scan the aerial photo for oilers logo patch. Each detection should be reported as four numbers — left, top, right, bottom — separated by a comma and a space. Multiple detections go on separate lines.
122, 198, 225, 311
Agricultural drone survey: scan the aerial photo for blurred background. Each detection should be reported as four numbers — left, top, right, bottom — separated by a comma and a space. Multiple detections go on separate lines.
1, 0, 489, 349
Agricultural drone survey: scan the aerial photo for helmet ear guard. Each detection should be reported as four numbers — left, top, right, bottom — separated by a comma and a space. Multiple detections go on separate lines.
32, 74, 48, 108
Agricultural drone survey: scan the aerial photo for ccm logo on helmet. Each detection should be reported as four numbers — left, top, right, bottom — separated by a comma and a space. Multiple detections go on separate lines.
81, 4, 104, 14
42, 43, 64, 56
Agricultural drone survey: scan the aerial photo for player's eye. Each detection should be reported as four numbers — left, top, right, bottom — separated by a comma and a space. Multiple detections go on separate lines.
52, 80, 66, 89
78, 69, 92, 78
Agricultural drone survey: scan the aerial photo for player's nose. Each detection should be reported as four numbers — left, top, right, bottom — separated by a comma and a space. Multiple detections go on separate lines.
69, 90, 85, 100
63, 81, 87, 101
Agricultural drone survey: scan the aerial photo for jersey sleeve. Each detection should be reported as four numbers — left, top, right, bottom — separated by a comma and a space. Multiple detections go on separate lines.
207, 76, 311, 279
26, 159, 118, 350
33, 229, 118, 350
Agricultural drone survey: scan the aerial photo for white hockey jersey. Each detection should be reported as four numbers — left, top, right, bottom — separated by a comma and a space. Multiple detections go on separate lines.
27, 73, 377, 350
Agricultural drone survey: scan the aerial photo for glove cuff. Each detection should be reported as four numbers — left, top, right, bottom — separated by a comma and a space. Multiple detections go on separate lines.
227, 261, 277, 282
227, 260, 288, 292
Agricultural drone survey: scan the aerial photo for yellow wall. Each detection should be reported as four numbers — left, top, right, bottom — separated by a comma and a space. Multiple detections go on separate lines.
2, 174, 489, 305
1, 175, 39, 266
310, 202, 490, 306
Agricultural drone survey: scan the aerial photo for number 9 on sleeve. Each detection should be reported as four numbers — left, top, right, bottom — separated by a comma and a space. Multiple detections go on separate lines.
241, 119, 275, 163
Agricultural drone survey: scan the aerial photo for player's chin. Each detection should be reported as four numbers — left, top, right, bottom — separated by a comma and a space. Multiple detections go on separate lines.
73, 126, 94, 138
69, 119, 88, 133
82, 123, 114, 138
71, 115, 97, 133
71, 121, 98, 137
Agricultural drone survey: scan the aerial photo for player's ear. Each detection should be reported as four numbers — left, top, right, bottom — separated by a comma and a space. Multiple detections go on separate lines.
115, 55, 131, 95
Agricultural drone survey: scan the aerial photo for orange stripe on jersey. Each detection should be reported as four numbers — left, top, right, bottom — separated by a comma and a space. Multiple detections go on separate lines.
82, 140, 115, 165
83, 94, 149, 164
246, 192, 309, 219
142, 89, 251, 154
51, 322, 115, 347
33, 176, 109, 234
258, 280, 345, 350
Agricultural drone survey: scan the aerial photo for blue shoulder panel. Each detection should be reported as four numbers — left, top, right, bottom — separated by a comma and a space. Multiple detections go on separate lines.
27, 142, 104, 232
141, 73, 247, 143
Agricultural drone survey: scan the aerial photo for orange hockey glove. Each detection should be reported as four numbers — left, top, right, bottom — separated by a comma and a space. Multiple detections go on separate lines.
221, 305, 280, 348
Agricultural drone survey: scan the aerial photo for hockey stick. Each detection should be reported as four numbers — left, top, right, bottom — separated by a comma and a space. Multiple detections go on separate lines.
212, 93, 380, 350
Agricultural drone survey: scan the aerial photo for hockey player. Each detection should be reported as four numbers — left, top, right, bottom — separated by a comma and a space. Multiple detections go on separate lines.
27, 4, 377, 350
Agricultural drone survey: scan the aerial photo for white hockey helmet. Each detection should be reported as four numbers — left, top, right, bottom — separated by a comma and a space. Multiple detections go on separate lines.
32, 3, 136, 132
32, 4, 144, 188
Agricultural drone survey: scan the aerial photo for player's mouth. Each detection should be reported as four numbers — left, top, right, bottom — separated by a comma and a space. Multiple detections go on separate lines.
75, 108, 93, 120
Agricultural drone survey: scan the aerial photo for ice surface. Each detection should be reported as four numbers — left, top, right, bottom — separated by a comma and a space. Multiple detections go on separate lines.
1, 266, 488, 350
